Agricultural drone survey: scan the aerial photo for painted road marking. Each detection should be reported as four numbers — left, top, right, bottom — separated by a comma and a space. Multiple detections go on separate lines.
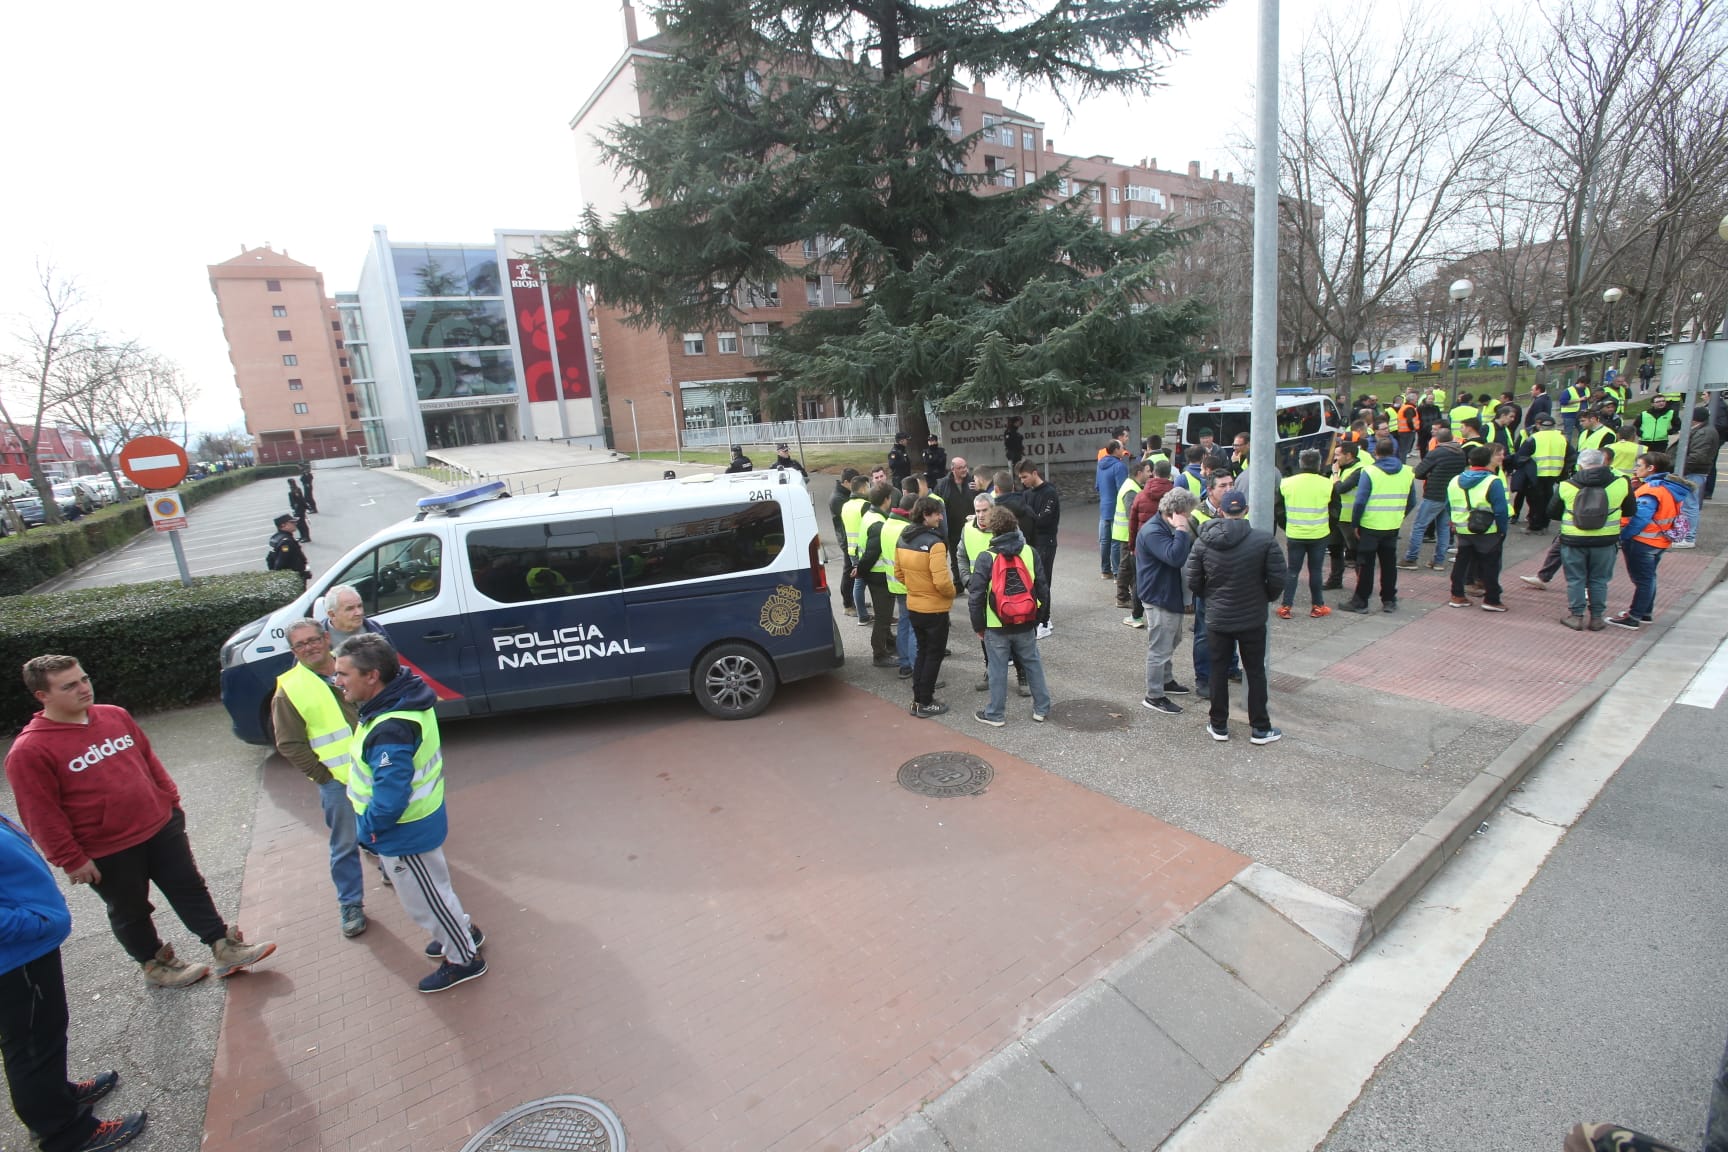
1677, 637, 1728, 709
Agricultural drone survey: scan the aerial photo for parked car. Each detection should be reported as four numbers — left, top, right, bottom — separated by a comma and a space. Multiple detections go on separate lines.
1352, 361, 1375, 375
13, 494, 83, 526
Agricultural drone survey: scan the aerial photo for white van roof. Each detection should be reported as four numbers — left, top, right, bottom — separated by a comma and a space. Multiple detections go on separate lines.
411, 469, 812, 529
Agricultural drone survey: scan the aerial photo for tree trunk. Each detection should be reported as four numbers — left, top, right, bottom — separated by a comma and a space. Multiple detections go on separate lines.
1503, 319, 1528, 394
895, 379, 927, 447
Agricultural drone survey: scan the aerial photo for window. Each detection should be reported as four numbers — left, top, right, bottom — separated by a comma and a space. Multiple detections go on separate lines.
282, 354, 298, 366
292, 402, 309, 414
287, 379, 303, 390
742, 322, 776, 357
466, 518, 619, 604
272, 306, 287, 318
1024, 170, 1035, 186
1058, 178, 1070, 196
683, 333, 705, 355
1111, 219, 1123, 234
335, 340, 344, 349
614, 501, 786, 589
1125, 185, 1167, 207
331, 320, 342, 331
805, 277, 822, 306
1110, 187, 1120, 203
717, 331, 738, 354
982, 113, 996, 128
277, 330, 292, 342
1023, 131, 1034, 149
329, 535, 443, 615
1087, 186, 1101, 202
400, 299, 511, 349
947, 115, 963, 135
266, 279, 281, 292
339, 357, 348, 367
1000, 167, 1016, 188
1000, 126, 1014, 146
741, 281, 780, 309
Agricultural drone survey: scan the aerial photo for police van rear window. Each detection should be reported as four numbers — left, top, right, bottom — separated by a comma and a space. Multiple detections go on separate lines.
466, 501, 786, 603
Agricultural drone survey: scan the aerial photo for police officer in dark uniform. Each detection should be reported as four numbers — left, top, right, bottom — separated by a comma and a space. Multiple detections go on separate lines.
725, 445, 754, 473
268, 513, 311, 585
769, 443, 806, 477
888, 433, 912, 488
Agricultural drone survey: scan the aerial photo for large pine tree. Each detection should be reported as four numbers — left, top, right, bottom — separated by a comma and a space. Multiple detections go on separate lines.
548, 0, 1219, 442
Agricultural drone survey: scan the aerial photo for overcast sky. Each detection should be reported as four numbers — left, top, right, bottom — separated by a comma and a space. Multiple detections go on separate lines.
0, 0, 1344, 435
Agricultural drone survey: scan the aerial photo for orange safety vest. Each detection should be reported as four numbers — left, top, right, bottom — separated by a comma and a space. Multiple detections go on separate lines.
1630, 481, 1678, 550
1395, 404, 1417, 434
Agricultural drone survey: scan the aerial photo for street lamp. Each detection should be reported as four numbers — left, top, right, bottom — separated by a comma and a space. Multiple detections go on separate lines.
662, 389, 682, 464
1694, 292, 1707, 340
1449, 278, 1474, 399
622, 397, 640, 457
1603, 286, 1623, 341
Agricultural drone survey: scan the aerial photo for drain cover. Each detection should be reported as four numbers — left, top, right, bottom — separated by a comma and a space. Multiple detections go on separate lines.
898, 752, 994, 798
1269, 671, 1312, 694
461, 1096, 625, 1152
1047, 698, 1133, 732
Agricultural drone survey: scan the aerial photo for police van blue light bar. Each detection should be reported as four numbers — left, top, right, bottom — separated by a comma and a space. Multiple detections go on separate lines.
416, 480, 508, 514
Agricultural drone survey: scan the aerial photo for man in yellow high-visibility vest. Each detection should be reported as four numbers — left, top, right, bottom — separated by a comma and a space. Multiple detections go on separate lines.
274, 619, 367, 939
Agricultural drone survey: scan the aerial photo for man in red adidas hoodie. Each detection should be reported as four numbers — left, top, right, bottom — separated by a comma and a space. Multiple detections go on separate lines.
4, 655, 277, 988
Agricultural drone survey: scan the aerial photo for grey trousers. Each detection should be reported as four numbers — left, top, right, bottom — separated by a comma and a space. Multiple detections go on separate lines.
1144, 604, 1184, 697
378, 846, 477, 965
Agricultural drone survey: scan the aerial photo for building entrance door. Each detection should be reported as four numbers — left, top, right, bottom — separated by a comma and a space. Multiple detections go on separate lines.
423, 406, 518, 449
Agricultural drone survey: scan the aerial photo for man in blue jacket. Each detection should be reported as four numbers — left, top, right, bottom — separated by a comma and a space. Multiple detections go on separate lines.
1096, 442, 1128, 577
334, 634, 486, 994
1, 813, 146, 1151
1136, 487, 1199, 715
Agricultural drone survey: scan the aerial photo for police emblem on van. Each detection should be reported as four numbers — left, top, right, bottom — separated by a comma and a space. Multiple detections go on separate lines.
759, 585, 801, 637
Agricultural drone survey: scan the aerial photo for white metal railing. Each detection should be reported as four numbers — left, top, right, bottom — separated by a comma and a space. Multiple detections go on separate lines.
680, 414, 900, 447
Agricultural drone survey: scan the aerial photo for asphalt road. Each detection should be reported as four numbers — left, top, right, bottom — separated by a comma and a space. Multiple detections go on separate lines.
44, 467, 425, 592
1320, 686, 1728, 1151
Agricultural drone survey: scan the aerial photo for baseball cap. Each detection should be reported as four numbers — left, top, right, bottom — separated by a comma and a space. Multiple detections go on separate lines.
1220, 491, 1248, 514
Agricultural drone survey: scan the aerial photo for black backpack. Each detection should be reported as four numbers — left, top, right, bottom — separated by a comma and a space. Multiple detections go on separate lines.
1571, 484, 1611, 532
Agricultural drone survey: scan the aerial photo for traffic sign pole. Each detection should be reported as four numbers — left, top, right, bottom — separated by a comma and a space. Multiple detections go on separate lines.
124, 438, 194, 587
168, 529, 191, 587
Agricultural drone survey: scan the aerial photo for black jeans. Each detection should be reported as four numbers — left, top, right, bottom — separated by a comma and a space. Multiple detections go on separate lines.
836, 558, 854, 609
1451, 535, 1504, 605
89, 808, 227, 963
1208, 625, 1270, 732
1117, 551, 1141, 614
1035, 542, 1057, 620
0, 948, 98, 1152
1527, 477, 1556, 529
908, 610, 951, 705
1283, 537, 1327, 607
866, 579, 895, 658
1353, 527, 1399, 605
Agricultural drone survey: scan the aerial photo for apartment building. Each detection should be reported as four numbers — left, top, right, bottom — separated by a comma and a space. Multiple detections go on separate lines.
0, 423, 98, 482
571, 3, 1257, 451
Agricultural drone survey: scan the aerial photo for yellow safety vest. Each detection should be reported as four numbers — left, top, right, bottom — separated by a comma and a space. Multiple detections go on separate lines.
1577, 426, 1614, 454
962, 519, 992, 574
1433, 388, 1448, 408
1335, 463, 1364, 523
1559, 385, 1585, 415
276, 662, 355, 784
1449, 404, 1480, 428
1111, 479, 1142, 542
1279, 472, 1333, 540
1359, 465, 1417, 531
1610, 439, 1641, 475
347, 706, 443, 824
1558, 476, 1629, 539
1447, 474, 1501, 535
876, 516, 911, 593
1638, 409, 1678, 444
1529, 429, 1567, 478
982, 547, 1038, 629
840, 497, 868, 557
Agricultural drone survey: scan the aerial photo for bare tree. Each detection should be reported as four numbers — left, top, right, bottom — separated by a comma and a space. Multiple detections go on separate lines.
1281, 6, 1501, 407
126, 355, 198, 442
0, 266, 92, 522
44, 336, 146, 503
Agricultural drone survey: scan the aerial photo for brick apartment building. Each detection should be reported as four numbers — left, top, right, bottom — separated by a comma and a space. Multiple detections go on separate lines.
572, 2, 1258, 452
208, 246, 366, 465
0, 423, 98, 482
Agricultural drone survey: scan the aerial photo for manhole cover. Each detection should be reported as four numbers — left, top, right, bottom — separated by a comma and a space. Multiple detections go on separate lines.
461, 1096, 625, 1152
898, 752, 994, 798
1047, 697, 1134, 732
1269, 672, 1312, 694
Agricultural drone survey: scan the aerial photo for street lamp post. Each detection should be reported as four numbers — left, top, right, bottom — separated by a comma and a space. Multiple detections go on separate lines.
1603, 286, 1624, 382
1449, 278, 1474, 400
623, 397, 640, 457
1670, 215, 1728, 478
663, 388, 682, 464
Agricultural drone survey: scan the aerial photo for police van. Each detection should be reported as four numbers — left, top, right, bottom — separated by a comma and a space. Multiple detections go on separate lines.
1177, 394, 1343, 473
219, 472, 842, 745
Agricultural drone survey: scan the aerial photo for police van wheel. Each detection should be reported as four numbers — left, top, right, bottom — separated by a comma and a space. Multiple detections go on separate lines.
694, 643, 777, 720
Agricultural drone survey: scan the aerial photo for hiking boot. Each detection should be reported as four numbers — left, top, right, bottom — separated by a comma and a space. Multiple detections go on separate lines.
71, 1111, 147, 1152
1142, 696, 1182, 715
141, 944, 209, 989
211, 930, 276, 978
1588, 615, 1607, 631
1322, 575, 1344, 590
71, 1070, 119, 1108
1605, 613, 1640, 630
1448, 596, 1472, 608
910, 700, 950, 718
1520, 574, 1550, 589
1561, 614, 1584, 630
1276, 605, 1293, 619
1163, 679, 1192, 695
419, 956, 487, 994
1310, 605, 1332, 618
425, 924, 486, 960
340, 903, 367, 939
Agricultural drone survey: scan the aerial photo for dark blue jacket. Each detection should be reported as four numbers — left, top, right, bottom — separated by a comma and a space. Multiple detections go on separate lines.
0, 813, 72, 974
355, 671, 447, 856
1136, 517, 1194, 612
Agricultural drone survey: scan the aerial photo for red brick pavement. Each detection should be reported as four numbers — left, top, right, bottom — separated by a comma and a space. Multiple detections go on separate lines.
204, 678, 1245, 1152
1324, 546, 1713, 723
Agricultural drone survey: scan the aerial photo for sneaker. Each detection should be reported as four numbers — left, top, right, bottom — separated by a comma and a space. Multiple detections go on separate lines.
1381, 600, 1397, 613
1194, 678, 1211, 696
1016, 681, 1032, 698
1481, 602, 1507, 612
1034, 622, 1053, 639
1276, 605, 1293, 619
211, 930, 276, 978
871, 656, 897, 668
1310, 605, 1332, 618
340, 903, 367, 939
1227, 671, 1243, 684
1588, 615, 1606, 631
1448, 596, 1472, 608
1467, 583, 1486, 596
425, 924, 486, 960
1428, 561, 1447, 571
1143, 696, 1182, 714
843, 606, 856, 616
1672, 539, 1696, 549
1396, 559, 1419, 570
1561, 614, 1584, 630
141, 944, 209, 989
857, 617, 873, 627
1322, 576, 1344, 590
1250, 727, 1283, 745
1563, 1121, 1685, 1152
1339, 601, 1370, 613
71, 1070, 119, 1108
1205, 722, 1230, 742
419, 955, 488, 994
897, 666, 913, 678
974, 676, 990, 692
1123, 614, 1146, 628
910, 700, 950, 718
1031, 711, 1047, 723
1605, 613, 1640, 630
1520, 575, 1550, 589
71, 1111, 147, 1152
1163, 679, 1192, 695
972, 710, 1005, 728
377, 864, 392, 888
1100, 571, 1115, 579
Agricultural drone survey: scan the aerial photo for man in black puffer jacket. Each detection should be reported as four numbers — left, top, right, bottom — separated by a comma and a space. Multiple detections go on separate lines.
1185, 490, 1286, 745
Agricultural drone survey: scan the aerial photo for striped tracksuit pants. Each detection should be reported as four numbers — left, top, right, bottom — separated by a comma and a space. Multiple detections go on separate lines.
378, 847, 477, 965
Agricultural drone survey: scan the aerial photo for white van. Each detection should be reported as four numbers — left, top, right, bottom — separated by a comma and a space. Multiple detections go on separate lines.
220, 473, 843, 744
1177, 393, 1344, 473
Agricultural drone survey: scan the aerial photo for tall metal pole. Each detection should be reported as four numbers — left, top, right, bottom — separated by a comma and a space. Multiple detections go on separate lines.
665, 388, 683, 463
1246, 0, 1280, 529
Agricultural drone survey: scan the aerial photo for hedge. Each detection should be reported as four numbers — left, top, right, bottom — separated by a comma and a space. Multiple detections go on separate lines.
0, 570, 304, 736
0, 465, 301, 596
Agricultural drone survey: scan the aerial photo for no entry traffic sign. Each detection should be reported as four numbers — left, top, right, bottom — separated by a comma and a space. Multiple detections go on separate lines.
119, 436, 189, 490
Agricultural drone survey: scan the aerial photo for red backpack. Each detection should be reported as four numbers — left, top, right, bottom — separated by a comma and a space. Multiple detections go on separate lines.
989, 551, 1038, 626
